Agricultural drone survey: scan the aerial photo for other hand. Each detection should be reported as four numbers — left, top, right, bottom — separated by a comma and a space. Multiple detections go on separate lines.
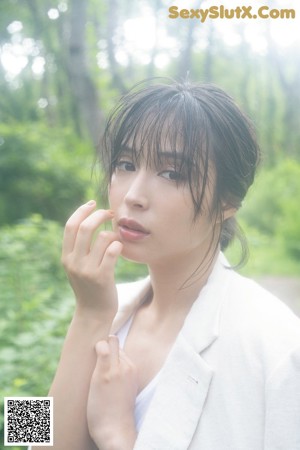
87, 335, 138, 449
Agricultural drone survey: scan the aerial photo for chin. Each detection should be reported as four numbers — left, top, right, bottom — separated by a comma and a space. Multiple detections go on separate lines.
120, 247, 149, 265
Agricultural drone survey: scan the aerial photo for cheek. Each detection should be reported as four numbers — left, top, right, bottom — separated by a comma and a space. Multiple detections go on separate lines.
157, 191, 195, 234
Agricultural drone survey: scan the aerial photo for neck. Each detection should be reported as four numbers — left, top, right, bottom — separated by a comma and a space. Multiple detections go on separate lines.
146, 248, 219, 319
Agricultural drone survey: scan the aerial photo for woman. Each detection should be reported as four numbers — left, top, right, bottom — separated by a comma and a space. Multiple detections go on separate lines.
40, 81, 300, 450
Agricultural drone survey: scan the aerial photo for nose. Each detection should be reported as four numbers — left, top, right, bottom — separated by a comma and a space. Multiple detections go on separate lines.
124, 169, 150, 210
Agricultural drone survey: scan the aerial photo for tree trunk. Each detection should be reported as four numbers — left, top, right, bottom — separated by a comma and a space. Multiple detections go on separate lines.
66, 0, 103, 147
106, 0, 127, 94
203, 22, 215, 82
147, 0, 163, 79
177, 19, 197, 80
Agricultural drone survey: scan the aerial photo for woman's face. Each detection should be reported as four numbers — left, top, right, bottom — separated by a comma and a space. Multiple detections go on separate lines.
109, 146, 219, 267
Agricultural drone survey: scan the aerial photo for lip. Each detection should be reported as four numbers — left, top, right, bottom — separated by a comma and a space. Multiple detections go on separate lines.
118, 218, 150, 241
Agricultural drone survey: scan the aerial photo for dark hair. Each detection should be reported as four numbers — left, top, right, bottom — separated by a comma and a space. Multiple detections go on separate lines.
100, 79, 260, 267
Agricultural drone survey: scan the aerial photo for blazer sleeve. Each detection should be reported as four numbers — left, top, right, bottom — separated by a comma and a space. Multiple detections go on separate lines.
264, 344, 300, 449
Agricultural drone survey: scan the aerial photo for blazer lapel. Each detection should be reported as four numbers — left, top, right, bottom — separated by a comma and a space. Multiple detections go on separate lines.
133, 334, 214, 450
133, 254, 230, 449
111, 277, 152, 334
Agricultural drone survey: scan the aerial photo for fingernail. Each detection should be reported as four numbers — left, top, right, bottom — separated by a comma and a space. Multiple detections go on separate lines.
108, 210, 114, 217
86, 200, 96, 206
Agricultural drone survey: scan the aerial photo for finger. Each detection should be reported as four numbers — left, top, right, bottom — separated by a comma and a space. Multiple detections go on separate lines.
73, 209, 114, 258
108, 335, 120, 371
99, 241, 123, 282
62, 201, 97, 255
88, 230, 119, 266
95, 340, 111, 373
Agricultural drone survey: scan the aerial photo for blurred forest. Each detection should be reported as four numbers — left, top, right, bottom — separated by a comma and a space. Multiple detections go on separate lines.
0, 0, 300, 447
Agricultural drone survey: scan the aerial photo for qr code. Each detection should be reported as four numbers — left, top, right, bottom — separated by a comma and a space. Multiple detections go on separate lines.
4, 397, 53, 447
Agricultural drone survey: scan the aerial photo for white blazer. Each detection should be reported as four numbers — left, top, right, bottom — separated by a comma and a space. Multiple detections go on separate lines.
111, 254, 300, 450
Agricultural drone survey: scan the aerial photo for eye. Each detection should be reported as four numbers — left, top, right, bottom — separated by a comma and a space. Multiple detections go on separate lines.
159, 170, 185, 182
115, 160, 136, 172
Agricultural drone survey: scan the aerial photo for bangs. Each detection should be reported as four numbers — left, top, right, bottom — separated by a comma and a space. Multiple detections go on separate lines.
101, 82, 213, 217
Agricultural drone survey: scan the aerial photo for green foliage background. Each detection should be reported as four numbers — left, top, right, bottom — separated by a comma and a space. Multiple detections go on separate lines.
0, 123, 93, 226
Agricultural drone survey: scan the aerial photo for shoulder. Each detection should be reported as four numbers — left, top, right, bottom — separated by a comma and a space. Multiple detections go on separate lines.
220, 268, 300, 372
225, 268, 299, 329
210, 253, 300, 337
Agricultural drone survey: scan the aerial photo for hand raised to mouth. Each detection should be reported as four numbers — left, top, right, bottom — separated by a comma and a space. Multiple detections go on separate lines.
61, 200, 123, 319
